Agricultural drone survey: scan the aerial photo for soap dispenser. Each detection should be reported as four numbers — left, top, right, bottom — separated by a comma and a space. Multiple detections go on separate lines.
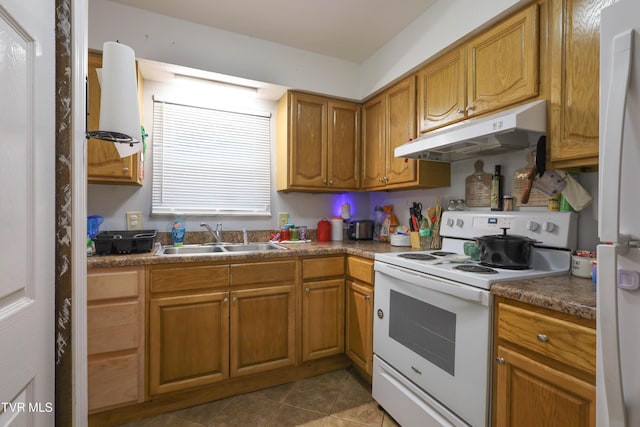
171, 216, 186, 246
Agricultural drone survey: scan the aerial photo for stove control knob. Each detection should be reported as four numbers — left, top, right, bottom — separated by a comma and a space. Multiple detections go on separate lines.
456, 218, 464, 227
527, 221, 539, 232
543, 221, 556, 233
377, 309, 384, 319
447, 218, 454, 227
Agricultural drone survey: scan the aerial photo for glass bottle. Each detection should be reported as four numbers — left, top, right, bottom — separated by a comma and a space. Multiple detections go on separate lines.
490, 165, 503, 211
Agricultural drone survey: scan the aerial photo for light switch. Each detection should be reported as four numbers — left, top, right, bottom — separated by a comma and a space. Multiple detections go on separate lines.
126, 211, 143, 230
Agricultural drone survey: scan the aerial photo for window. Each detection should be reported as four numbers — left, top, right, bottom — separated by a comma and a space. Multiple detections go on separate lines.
152, 97, 271, 216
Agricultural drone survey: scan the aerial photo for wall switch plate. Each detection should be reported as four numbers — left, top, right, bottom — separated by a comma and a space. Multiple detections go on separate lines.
278, 212, 289, 227
126, 211, 143, 230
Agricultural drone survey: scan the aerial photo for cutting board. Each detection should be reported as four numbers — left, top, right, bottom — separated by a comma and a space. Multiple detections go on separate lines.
513, 150, 548, 206
465, 160, 492, 207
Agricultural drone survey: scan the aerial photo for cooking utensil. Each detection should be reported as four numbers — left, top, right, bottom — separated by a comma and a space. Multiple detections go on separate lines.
475, 227, 538, 269
520, 136, 546, 204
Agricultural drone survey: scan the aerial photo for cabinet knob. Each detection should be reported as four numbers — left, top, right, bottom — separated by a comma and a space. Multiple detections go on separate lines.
456, 108, 465, 114
305, 287, 310, 295
223, 297, 229, 303
232, 296, 238, 302
465, 105, 474, 112
122, 167, 129, 173
329, 180, 334, 185
323, 179, 327, 184
537, 334, 549, 343
364, 295, 370, 301
496, 357, 505, 365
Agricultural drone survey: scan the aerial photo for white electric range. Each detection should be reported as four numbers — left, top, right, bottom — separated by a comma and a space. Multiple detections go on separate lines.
372, 211, 577, 427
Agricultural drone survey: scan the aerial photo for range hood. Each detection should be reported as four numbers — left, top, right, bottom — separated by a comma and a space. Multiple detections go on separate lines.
395, 100, 547, 162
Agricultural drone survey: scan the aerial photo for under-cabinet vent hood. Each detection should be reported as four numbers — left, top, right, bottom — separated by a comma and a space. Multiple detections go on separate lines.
395, 100, 547, 162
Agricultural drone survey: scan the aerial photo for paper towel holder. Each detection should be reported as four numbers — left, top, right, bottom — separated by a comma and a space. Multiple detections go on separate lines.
85, 41, 140, 147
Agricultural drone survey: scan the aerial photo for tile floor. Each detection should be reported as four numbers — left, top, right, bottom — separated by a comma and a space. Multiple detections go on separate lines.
117, 368, 400, 427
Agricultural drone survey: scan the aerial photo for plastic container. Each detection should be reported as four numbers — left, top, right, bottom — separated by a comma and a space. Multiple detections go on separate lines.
331, 217, 343, 241
171, 217, 186, 246
317, 219, 331, 242
87, 215, 104, 238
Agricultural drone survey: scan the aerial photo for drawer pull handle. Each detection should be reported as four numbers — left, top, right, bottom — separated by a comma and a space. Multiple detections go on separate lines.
496, 357, 505, 365
411, 366, 422, 375
537, 334, 549, 343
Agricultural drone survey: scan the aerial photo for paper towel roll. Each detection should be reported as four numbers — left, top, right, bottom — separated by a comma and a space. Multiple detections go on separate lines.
99, 41, 142, 158
331, 218, 343, 241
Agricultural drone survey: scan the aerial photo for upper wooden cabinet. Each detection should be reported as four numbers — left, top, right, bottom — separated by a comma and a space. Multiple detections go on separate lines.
362, 76, 450, 190
87, 51, 143, 185
417, 3, 539, 133
276, 91, 360, 191
548, 0, 614, 169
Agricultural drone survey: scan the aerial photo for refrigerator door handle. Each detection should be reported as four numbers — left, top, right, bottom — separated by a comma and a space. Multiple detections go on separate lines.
597, 244, 627, 426
600, 29, 635, 243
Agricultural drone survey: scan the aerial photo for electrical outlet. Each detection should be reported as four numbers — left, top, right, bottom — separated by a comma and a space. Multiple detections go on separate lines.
126, 211, 143, 230
278, 212, 289, 227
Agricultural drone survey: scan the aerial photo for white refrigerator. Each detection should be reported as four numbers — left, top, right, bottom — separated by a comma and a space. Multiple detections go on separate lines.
598, 1, 640, 426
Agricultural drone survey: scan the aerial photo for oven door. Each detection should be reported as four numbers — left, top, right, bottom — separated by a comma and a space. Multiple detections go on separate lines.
372, 261, 492, 427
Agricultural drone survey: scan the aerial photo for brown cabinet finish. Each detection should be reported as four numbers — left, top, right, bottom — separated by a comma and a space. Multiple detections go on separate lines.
548, 0, 614, 168
87, 267, 145, 412
149, 263, 229, 293
493, 297, 596, 427
345, 280, 374, 377
301, 256, 346, 362
149, 292, 230, 395
417, 47, 467, 133
87, 51, 142, 185
362, 77, 450, 190
276, 91, 360, 191
466, 4, 539, 117
230, 285, 297, 376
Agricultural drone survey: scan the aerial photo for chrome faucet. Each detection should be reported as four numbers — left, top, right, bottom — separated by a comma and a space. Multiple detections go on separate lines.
201, 222, 223, 244
242, 228, 249, 245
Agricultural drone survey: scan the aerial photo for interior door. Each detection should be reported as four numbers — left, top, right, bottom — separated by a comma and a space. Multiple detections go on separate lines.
0, 0, 55, 425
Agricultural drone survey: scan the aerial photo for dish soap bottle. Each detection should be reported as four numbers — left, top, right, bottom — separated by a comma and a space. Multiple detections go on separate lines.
490, 165, 503, 211
171, 216, 186, 246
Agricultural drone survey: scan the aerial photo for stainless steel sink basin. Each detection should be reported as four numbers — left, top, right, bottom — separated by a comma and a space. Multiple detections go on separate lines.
154, 242, 287, 256
222, 243, 287, 252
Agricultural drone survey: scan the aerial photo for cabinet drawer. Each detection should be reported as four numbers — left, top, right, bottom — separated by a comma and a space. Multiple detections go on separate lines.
346, 256, 374, 284
150, 264, 229, 293
88, 353, 141, 411
88, 267, 142, 301
88, 301, 140, 355
497, 303, 596, 374
303, 256, 344, 279
230, 260, 296, 286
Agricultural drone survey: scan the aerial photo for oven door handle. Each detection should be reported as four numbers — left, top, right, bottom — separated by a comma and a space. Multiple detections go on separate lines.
376, 263, 490, 306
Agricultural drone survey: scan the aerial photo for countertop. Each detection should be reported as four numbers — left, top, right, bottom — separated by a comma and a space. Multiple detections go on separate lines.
88, 240, 596, 320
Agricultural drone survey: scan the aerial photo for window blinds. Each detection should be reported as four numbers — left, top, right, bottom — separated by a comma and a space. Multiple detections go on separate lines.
152, 98, 271, 215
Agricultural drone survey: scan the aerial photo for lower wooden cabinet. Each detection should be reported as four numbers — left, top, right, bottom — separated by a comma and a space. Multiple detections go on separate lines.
345, 256, 375, 377
148, 260, 297, 396
87, 266, 145, 412
301, 256, 345, 361
149, 291, 230, 395
230, 285, 297, 376
493, 297, 596, 427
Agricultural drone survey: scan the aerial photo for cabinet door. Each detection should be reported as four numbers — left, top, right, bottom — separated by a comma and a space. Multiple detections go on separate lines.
302, 279, 345, 361
289, 92, 328, 188
417, 47, 466, 133
385, 76, 417, 186
495, 346, 595, 427
467, 4, 539, 117
230, 285, 297, 377
149, 292, 230, 395
345, 280, 373, 376
549, 0, 613, 168
327, 100, 360, 189
87, 52, 142, 185
361, 94, 386, 189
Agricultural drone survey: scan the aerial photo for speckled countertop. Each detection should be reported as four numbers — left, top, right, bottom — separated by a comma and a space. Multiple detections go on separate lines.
88, 239, 596, 320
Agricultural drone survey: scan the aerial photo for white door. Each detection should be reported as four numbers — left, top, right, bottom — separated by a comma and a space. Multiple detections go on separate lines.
0, 0, 55, 425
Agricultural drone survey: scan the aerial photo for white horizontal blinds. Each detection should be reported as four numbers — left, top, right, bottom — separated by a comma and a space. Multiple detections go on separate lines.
152, 99, 271, 215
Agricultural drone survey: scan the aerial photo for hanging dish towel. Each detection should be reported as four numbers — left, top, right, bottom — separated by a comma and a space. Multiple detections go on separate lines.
558, 171, 593, 211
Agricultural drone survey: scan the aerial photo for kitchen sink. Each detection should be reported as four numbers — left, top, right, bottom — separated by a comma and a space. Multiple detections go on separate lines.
154, 242, 287, 256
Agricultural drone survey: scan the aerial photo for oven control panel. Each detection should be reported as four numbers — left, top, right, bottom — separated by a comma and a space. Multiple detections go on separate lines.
440, 211, 577, 249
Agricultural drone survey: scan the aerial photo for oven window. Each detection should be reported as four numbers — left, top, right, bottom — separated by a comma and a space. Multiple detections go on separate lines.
389, 290, 456, 375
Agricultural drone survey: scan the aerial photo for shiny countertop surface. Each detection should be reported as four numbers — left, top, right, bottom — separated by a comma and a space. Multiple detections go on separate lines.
88, 240, 596, 320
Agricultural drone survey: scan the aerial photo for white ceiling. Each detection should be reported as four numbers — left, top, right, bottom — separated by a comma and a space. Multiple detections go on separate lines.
110, 0, 437, 63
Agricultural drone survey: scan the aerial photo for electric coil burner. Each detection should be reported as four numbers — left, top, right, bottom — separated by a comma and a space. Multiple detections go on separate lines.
453, 264, 498, 274
398, 253, 436, 261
